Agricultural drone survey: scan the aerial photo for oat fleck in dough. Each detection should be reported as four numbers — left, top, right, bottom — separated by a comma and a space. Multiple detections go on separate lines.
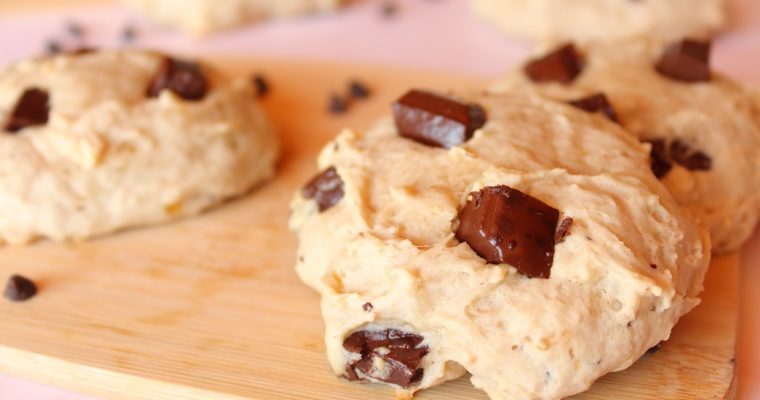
289, 90, 710, 400
0, 50, 278, 244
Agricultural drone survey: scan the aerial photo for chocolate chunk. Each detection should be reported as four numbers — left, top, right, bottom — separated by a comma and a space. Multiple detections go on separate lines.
650, 264, 658, 270
645, 342, 662, 356
655, 39, 711, 82
647, 139, 673, 178
669, 139, 712, 171
4, 88, 50, 133
343, 329, 428, 388
302, 167, 344, 212
456, 186, 560, 279
568, 93, 619, 123
392, 89, 486, 148
328, 93, 349, 114
362, 302, 374, 312
146, 57, 208, 101
66, 21, 84, 38
4, 275, 38, 302
348, 80, 370, 99
45, 40, 62, 55
524, 44, 584, 84
121, 25, 137, 43
381, 1, 398, 17
252, 74, 269, 98
555, 217, 574, 244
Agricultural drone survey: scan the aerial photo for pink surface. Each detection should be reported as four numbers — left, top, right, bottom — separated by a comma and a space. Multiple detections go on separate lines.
0, 0, 758, 399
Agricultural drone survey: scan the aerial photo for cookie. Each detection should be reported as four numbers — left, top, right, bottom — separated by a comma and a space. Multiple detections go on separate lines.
123, 0, 343, 35
472, 0, 726, 45
290, 90, 710, 399
0, 50, 278, 244
492, 38, 760, 253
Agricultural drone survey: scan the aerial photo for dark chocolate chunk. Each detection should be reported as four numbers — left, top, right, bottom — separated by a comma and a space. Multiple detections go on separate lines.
252, 74, 269, 98
645, 342, 662, 356
392, 89, 486, 148
650, 264, 658, 270
568, 93, 619, 123
647, 139, 673, 178
456, 186, 560, 279
328, 93, 349, 114
655, 39, 711, 82
4, 275, 38, 302
362, 302, 374, 312
348, 80, 371, 99
302, 167, 344, 212
146, 57, 208, 101
524, 44, 584, 84
669, 139, 712, 171
343, 329, 428, 388
45, 40, 62, 55
4, 88, 50, 133
555, 217, 574, 244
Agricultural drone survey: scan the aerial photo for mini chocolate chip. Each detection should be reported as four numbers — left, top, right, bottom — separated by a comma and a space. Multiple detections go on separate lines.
4, 88, 50, 133
146, 57, 208, 101
66, 21, 84, 38
302, 167, 344, 212
524, 44, 584, 84
669, 139, 712, 171
362, 302, 374, 312
650, 264, 658, 269
456, 186, 560, 279
655, 39, 711, 82
348, 80, 371, 99
4, 275, 38, 302
343, 329, 428, 388
568, 93, 619, 123
328, 93, 349, 114
645, 342, 662, 356
555, 217, 574, 244
45, 40, 62, 55
252, 74, 269, 98
647, 139, 673, 179
392, 89, 486, 148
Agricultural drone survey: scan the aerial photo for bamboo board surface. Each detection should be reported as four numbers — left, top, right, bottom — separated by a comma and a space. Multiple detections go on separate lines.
0, 59, 737, 400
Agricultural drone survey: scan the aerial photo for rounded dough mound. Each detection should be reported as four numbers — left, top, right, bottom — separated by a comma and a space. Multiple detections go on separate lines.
0, 50, 278, 244
491, 39, 760, 253
472, 0, 725, 45
290, 92, 710, 400
123, 0, 343, 35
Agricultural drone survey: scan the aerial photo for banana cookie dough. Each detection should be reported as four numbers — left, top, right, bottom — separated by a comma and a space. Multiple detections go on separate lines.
123, 0, 343, 35
0, 49, 278, 244
290, 89, 710, 399
492, 39, 760, 253
472, 0, 726, 45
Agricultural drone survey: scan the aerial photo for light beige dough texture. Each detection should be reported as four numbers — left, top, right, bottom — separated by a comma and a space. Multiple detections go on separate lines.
290, 91, 710, 400
472, 0, 726, 45
123, 0, 343, 35
0, 50, 278, 244
492, 39, 760, 254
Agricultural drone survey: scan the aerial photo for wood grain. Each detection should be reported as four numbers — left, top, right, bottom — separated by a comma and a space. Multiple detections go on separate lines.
0, 59, 737, 400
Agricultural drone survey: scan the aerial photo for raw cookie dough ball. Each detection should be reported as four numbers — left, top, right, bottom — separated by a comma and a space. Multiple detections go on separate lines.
491, 39, 760, 253
0, 49, 278, 244
472, 0, 726, 45
290, 90, 710, 400
123, 0, 344, 35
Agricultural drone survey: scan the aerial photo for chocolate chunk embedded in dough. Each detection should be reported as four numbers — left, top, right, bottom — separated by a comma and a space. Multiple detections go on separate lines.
568, 93, 619, 123
146, 57, 208, 100
669, 139, 712, 171
655, 39, 711, 82
302, 167, 345, 212
343, 328, 429, 388
4, 88, 50, 133
524, 44, 584, 84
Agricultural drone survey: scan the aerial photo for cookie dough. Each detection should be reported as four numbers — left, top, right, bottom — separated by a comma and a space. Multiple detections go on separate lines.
290, 90, 710, 399
123, 0, 343, 35
492, 39, 760, 253
0, 50, 278, 244
472, 0, 726, 45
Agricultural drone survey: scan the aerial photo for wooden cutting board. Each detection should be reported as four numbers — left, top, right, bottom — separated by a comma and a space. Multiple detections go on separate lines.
0, 59, 737, 400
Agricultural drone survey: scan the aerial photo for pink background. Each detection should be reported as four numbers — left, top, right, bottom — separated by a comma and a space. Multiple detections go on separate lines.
0, 0, 758, 398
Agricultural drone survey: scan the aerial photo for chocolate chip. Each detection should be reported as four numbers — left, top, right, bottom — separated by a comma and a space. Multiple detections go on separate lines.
555, 217, 574, 244
252, 74, 269, 98
381, 1, 398, 17
343, 329, 428, 388
456, 186, 560, 279
392, 89, 486, 148
121, 25, 137, 43
328, 93, 349, 114
650, 264, 658, 269
645, 342, 662, 356
302, 167, 344, 212
66, 21, 84, 38
524, 44, 584, 84
146, 57, 208, 101
669, 139, 712, 171
4, 275, 38, 302
45, 40, 62, 55
647, 139, 673, 178
362, 302, 374, 312
348, 80, 370, 99
655, 39, 711, 82
568, 93, 619, 123
4, 88, 50, 133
